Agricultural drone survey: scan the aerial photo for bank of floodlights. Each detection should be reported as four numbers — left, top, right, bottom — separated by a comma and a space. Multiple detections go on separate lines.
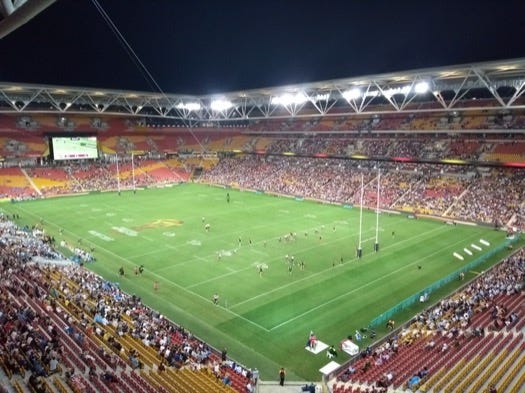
383, 85, 411, 98
342, 81, 429, 101
271, 92, 308, 106
210, 99, 233, 112
176, 102, 201, 111
342, 88, 362, 101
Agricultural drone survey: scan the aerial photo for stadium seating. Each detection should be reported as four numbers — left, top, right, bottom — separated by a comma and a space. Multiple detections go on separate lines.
1, 108, 525, 392
329, 250, 525, 393
0, 167, 35, 198
0, 221, 255, 393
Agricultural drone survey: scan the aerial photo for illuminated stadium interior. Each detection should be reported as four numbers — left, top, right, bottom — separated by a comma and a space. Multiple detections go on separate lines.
0, 58, 523, 393
0, 4, 524, 393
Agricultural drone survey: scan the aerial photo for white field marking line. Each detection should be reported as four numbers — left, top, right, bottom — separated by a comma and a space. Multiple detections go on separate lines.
269, 229, 483, 331
127, 245, 178, 260
101, 203, 126, 212
159, 224, 384, 283
127, 248, 167, 260
140, 203, 346, 264
230, 224, 449, 310
194, 255, 208, 263
168, 214, 405, 287
141, 236, 154, 242
13, 204, 271, 332
181, 196, 339, 244
254, 215, 388, 252
155, 218, 356, 273
250, 248, 271, 257
230, 229, 441, 310
186, 266, 249, 289
182, 218, 355, 286
184, 197, 299, 227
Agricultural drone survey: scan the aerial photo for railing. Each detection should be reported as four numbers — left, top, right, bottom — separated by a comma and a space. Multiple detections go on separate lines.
369, 234, 521, 328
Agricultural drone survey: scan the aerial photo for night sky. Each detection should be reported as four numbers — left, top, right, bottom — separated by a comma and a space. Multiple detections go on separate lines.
0, 0, 524, 95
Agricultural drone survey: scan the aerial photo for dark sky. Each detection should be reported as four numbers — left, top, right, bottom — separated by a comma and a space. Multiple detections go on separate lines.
0, 0, 524, 95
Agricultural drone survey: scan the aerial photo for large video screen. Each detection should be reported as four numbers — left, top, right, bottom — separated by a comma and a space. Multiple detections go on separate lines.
51, 136, 98, 160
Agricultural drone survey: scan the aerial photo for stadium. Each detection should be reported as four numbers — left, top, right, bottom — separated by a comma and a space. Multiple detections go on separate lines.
0, 3, 524, 393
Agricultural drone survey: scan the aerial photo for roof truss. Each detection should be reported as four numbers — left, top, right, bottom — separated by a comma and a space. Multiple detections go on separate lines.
1, 58, 525, 122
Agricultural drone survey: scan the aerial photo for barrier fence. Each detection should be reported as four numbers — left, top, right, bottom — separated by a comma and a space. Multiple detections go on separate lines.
369, 234, 521, 328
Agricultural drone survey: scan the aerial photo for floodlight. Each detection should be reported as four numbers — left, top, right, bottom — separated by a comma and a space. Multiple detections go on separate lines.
415, 81, 429, 94
271, 94, 289, 106
271, 92, 307, 106
210, 99, 233, 111
342, 88, 361, 100
294, 93, 308, 104
383, 85, 410, 98
176, 102, 201, 111
315, 93, 330, 101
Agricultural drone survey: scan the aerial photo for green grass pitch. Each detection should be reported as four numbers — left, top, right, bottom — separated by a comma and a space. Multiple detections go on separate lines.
0, 184, 515, 381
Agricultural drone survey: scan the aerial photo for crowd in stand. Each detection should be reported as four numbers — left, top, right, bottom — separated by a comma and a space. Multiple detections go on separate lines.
0, 213, 255, 393
245, 134, 521, 161
6, 151, 523, 230
0, 155, 523, 392
0, 217, 68, 389
411, 249, 524, 335
201, 155, 377, 203
392, 174, 470, 216
4, 158, 191, 198
1, 132, 524, 230
250, 112, 525, 133
201, 155, 525, 230
0, 220, 62, 261
452, 169, 525, 226
333, 248, 524, 391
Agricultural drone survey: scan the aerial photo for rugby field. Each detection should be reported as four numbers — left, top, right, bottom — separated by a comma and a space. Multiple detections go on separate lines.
1, 184, 517, 380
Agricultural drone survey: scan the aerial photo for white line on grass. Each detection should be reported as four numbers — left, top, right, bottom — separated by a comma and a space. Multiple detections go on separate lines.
161, 226, 378, 284
16, 201, 485, 335
230, 225, 449, 310
186, 267, 248, 289
101, 203, 124, 211
12, 205, 271, 333
251, 248, 271, 257
172, 216, 408, 291
127, 248, 167, 260
124, 205, 352, 273
268, 228, 482, 331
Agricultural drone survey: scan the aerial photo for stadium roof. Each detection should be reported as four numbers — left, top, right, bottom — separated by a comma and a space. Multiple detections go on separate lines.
1, 58, 525, 122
